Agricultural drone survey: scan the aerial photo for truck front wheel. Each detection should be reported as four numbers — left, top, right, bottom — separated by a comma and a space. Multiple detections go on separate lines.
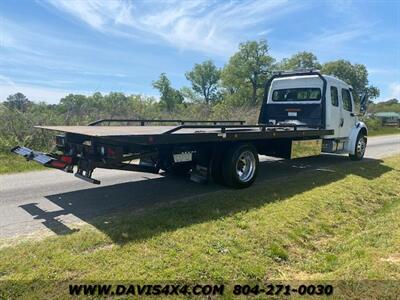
349, 133, 367, 161
222, 144, 259, 188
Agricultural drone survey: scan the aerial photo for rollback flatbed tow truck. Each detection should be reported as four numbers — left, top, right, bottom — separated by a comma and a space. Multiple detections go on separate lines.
12, 70, 369, 188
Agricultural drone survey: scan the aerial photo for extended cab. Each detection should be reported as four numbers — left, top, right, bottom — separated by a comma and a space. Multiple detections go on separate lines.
259, 71, 368, 159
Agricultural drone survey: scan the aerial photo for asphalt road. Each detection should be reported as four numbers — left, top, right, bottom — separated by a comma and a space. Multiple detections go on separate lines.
0, 134, 399, 239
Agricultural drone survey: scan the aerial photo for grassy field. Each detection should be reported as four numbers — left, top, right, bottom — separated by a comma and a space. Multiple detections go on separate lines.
368, 127, 400, 136
1, 156, 399, 298
0, 153, 44, 174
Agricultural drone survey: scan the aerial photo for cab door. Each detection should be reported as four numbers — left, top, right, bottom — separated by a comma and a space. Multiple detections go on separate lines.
340, 87, 356, 138
326, 85, 342, 137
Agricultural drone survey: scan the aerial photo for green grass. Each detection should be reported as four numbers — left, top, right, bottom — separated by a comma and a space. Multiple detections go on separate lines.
0, 153, 44, 174
368, 127, 400, 136
1, 156, 400, 298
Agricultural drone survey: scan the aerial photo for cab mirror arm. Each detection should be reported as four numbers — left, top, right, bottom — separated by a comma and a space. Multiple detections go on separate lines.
359, 92, 369, 116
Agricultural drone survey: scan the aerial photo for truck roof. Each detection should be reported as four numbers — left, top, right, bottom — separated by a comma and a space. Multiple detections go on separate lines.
272, 74, 350, 88
322, 74, 350, 87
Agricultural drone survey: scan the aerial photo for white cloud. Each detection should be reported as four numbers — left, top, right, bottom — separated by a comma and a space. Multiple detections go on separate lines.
0, 83, 73, 103
0, 74, 15, 85
368, 68, 400, 76
45, 0, 301, 56
46, 0, 134, 30
257, 29, 274, 36
0, 17, 133, 84
389, 82, 400, 99
316, 27, 369, 45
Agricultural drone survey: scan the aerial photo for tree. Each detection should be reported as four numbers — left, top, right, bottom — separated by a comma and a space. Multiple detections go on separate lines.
321, 60, 380, 102
179, 86, 202, 103
152, 73, 183, 112
221, 40, 275, 106
279, 51, 321, 70
4, 93, 32, 112
365, 86, 380, 100
103, 92, 132, 118
368, 98, 400, 113
59, 94, 88, 124
185, 60, 220, 104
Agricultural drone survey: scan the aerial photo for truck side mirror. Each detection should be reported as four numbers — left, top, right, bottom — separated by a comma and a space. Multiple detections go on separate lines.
359, 92, 368, 115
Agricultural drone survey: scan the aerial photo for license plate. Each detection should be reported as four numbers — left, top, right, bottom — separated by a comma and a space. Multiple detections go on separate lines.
173, 152, 193, 163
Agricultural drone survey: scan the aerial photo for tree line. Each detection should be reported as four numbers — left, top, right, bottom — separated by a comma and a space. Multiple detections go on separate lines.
153, 40, 380, 110
0, 39, 384, 153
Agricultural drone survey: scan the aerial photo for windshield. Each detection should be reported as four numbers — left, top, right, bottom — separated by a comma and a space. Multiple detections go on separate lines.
272, 88, 321, 102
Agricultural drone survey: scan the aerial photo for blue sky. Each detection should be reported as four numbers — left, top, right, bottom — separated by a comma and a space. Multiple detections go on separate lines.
0, 0, 399, 103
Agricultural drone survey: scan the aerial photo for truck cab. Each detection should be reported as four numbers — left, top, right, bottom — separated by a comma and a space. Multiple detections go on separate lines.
259, 70, 368, 159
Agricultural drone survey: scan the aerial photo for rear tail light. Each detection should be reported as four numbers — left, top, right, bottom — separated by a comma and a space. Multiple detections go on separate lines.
60, 155, 73, 164
107, 147, 116, 157
99, 146, 118, 158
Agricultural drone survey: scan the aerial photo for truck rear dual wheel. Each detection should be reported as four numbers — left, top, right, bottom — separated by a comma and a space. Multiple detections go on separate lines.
349, 133, 367, 161
222, 144, 259, 189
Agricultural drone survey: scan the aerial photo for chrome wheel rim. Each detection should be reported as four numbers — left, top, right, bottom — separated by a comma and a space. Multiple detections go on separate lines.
236, 151, 256, 182
357, 138, 366, 157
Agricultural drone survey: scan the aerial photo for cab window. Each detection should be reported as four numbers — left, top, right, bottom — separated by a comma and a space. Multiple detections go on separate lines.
341, 89, 352, 112
330, 86, 338, 107
272, 88, 321, 102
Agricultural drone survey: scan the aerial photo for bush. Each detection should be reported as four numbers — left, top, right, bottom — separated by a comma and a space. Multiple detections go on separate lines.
1, 94, 261, 154
362, 117, 382, 131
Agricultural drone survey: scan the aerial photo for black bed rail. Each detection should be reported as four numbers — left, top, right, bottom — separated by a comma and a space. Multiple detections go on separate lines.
163, 123, 315, 134
88, 119, 246, 126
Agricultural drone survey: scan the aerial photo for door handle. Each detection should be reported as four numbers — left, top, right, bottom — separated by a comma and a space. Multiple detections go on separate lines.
340, 118, 344, 127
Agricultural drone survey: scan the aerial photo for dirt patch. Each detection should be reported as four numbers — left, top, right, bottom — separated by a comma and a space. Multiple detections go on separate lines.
381, 254, 400, 263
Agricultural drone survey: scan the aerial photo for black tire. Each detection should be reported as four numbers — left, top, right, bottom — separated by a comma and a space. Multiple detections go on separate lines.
222, 144, 259, 188
349, 133, 367, 161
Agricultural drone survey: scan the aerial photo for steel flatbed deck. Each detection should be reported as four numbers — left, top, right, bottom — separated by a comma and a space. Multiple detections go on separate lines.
35, 125, 334, 145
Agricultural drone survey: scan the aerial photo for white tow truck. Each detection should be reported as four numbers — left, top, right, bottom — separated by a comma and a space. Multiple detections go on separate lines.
12, 70, 369, 188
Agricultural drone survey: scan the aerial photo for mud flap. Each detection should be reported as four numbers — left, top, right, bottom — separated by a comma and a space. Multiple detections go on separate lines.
190, 164, 209, 184
75, 172, 100, 184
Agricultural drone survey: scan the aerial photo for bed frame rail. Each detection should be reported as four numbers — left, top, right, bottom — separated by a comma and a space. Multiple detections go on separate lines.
88, 119, 246, 126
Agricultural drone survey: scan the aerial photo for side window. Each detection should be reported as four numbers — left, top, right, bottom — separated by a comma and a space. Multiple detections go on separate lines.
341, 89, 352, 112
330, 86, 338, 107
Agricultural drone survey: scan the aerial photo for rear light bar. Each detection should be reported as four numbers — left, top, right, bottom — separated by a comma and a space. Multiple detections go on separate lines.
60, 155, 73, 164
